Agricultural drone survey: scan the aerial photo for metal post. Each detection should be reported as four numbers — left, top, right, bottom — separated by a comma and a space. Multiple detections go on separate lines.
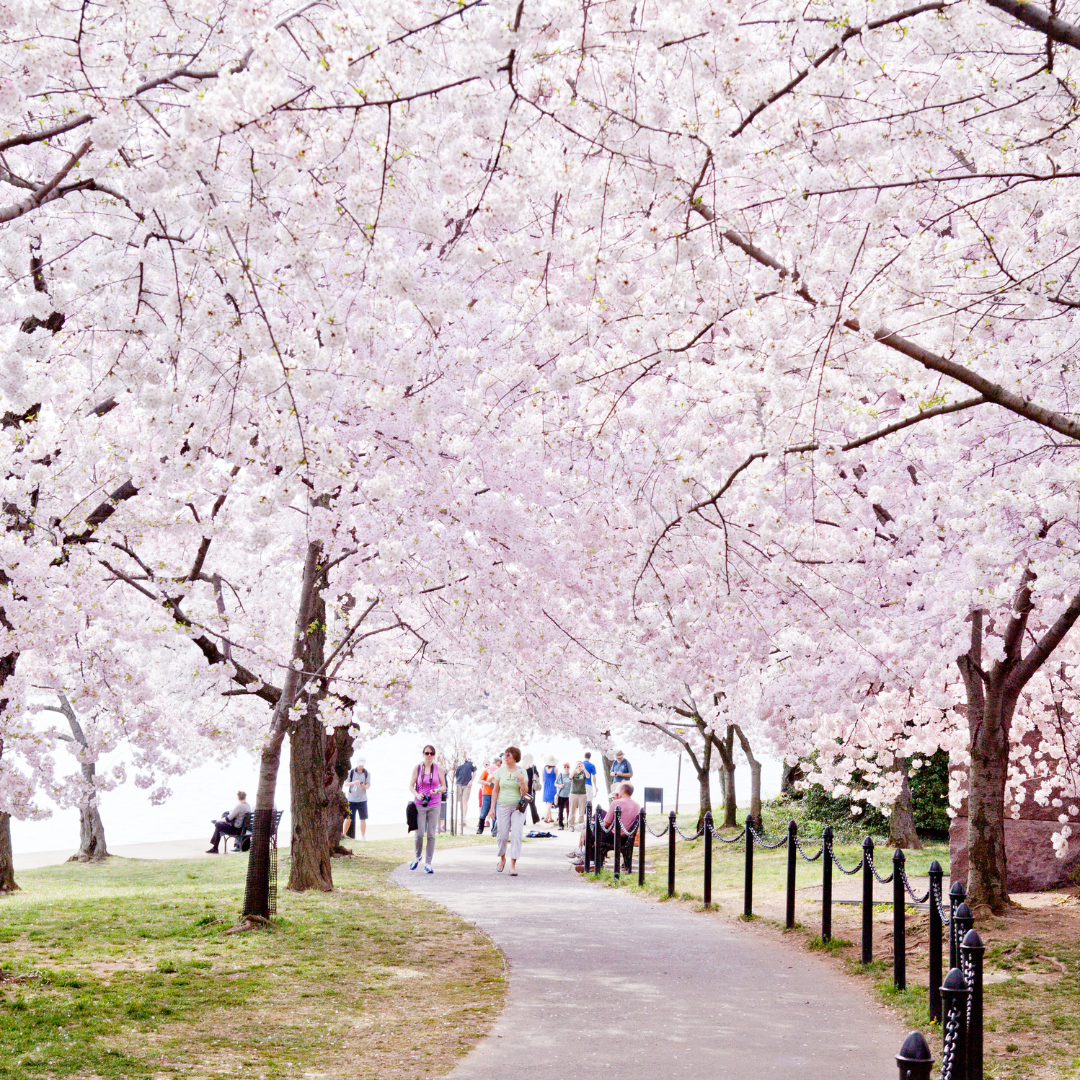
584, 801, 593, 873
822, 825, 833, 943
594, 807, 603, 877
961, 929, 984, 1080
895, 1031, 934, 1080
861, 835, 874, 964
613, 807, 622, 881
940, 967, 969, 1080
954, 902, 974, 955
928, 860, 943, 1022
743, 815, 754, 919
703, 811, 713, 907
638, 809, 646, 887
949, 880, 966, 970
785, 819, 797, 929
667, 810, 676, 897
893, 847, 906, 991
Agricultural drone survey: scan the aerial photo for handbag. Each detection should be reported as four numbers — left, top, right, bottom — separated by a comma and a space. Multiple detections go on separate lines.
516, 792, 534, 814
406, 801, 418, 832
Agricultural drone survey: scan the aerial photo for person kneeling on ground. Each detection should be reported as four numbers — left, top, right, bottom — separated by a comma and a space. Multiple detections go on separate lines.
207, 791, 251, 854
600, 783, 640, 873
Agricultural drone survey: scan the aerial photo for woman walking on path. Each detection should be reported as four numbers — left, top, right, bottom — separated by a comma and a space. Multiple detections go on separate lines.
541, 756, 558, 823
521, 753, 541, 825
410, 745, 446, 873
492, 746, 528, 875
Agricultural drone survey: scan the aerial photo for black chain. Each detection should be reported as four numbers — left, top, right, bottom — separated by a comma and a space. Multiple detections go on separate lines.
960, 951, 974, 1029
865, 849, 894, 885
934, 887, 952, 925
794, 836, 824, 862
826, 840, 864, 875
646, 820, 670, 837
708, 821, 745, 844
748, 824, 788, 850
674, 824, 705, 841
900, 866, 931, 904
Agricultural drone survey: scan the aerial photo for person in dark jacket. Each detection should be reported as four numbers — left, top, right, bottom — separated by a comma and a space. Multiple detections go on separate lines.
455, 757, 476, 831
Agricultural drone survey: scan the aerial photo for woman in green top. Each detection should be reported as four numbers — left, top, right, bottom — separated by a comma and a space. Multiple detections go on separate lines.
491, 745, 528, 875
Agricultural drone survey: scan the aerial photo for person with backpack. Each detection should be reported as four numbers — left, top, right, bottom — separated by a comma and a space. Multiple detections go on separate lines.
568, 761, 588, 829
343, 757, 371, 840
409, 745, 446, 873
455, 756, 476, 832
492, 745, 529, 875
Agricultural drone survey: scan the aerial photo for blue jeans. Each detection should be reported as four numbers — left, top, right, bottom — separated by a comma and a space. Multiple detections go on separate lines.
477, 794, 492, 832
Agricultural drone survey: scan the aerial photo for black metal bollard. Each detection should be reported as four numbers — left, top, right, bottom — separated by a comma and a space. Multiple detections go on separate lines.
928, 860, 943, 1022
638, 809, 646, 886
940, 966, 969, 1080
613, 807, 622, 881
743, 815, 754, 918
584, 804, 593, 873
861, 835, 874, 964
949, 880, 966, 970
594, 808, 603, 878
667, 810, 676, 897
961, 928, 984, 1080
703, 811, 713, 907
893, 847, 906, 991
785, 820, 797, 929
896, 1031, 934, 1080
822, 825, 833, 942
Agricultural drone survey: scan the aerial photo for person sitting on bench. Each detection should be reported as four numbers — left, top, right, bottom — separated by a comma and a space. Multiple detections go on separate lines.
599, 783, 640, 872
207, 791, 251, 853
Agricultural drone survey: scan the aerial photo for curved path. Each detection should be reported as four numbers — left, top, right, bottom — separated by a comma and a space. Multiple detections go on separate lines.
394, 837, 905, 1079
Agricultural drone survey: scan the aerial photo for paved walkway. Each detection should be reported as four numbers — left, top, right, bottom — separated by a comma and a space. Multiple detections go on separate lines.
394, 837, 905, 1079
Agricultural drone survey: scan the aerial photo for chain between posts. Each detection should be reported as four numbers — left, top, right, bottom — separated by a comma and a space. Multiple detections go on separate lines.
793, 835, 824, 861
900, 865, 931, 904
825, 838, 865, 875
866, 847, 895, 884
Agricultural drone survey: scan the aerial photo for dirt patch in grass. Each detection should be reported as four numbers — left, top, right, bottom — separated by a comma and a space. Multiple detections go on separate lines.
0, 838, 504, 1080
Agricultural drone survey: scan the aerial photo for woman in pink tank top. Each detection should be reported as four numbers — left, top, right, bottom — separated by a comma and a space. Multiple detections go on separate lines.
409, 744, 446, 872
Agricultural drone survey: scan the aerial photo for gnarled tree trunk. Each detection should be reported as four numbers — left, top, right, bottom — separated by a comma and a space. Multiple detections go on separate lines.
325, 724, 354, 856
49, 694, 108, 862
731, 723, 761, 822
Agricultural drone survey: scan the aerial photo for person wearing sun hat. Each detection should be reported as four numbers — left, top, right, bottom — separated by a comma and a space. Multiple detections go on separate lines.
541, 755, 558, 822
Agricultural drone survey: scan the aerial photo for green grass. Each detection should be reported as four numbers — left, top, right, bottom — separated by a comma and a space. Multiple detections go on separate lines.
0, 838, 504, 1080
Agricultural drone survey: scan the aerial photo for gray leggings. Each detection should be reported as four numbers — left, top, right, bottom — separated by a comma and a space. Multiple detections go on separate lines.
415, 803, 440, 864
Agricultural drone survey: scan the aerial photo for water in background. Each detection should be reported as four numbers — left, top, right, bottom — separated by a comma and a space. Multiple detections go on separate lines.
10, 730, 780, 855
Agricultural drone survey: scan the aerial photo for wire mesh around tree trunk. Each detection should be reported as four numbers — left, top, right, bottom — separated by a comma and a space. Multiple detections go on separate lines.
268, 817, 279, 916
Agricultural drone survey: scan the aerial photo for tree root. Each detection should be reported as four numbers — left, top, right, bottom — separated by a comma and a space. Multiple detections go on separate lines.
226, 915, 278, 934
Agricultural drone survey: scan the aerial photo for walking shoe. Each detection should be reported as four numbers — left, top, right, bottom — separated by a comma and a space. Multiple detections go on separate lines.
205, 848, 218, 854
409, 859, 419, 870
424, 865, 434, 874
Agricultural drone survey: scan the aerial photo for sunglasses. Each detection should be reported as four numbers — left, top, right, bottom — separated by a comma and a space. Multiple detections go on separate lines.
423, 751, 435, 756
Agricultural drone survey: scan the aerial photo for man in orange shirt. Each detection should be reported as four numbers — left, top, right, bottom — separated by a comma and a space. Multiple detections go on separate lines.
476, 761, 497, 834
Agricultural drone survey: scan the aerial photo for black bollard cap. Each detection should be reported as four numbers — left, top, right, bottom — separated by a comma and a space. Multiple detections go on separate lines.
928, 859, 942, 873
956, 901, 973, 920
943, 966, 969, 991
962, 928, 984, 950
894, 846, 905, 862
897, 1031, 933, 1063
950, 880, 966, 899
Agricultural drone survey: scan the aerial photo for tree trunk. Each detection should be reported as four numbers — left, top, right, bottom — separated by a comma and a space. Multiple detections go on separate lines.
888, 771, 922, 850
242, 540, 323, 921
71, 762, 108, 862
325, 724, 353, 856
780, 760, 804, 796
601, 753, 614, 795
732, 724, 761, 821
722, 727, 737, 827
288, 591, 333, 892
695, 731, 713, 830
0, 811, 17, 892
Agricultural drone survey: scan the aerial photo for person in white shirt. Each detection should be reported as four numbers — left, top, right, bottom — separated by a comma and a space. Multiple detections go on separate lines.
207, 791, 251, 853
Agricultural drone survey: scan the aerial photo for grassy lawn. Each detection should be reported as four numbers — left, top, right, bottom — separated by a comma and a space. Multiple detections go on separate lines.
589, 804, 1080, 1079
0, 835, 504, 1080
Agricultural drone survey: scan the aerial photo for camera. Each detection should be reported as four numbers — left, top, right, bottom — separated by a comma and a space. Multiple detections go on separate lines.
421, 794, 431, 807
